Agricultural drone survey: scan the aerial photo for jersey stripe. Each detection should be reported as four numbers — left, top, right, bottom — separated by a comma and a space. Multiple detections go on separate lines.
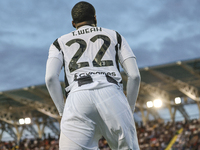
53, 38, 69, 97
115, 31, 122, 72
116, 31, 122, 49
53, 39, 61, 51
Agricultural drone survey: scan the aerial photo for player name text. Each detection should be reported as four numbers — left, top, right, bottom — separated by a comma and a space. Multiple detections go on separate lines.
72, 27, 102, 36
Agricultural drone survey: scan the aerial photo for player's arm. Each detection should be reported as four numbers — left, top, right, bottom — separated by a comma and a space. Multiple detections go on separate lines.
45, 42, 65, 116
117, 34, 141, 113
122, 57, 140, 113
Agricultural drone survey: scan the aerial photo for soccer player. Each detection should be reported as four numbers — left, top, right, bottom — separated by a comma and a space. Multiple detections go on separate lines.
45, 1, 140, 150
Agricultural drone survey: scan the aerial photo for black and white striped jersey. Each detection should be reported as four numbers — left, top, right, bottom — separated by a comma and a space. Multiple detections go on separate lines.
47, 25, 135, 92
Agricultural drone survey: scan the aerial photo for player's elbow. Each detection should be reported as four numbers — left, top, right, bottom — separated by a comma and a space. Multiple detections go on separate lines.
129, 71, 141, 84
45, 73, 57, 87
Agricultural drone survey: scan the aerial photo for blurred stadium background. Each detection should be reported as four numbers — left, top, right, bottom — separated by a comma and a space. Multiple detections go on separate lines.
0, 58, 200, 149
1, 0, 200, 149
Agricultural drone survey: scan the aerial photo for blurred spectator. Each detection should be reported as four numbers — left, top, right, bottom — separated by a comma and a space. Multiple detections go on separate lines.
99, 137, 111, 150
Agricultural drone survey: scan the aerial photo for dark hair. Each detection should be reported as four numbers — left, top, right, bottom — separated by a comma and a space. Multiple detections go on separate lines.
71, 1, 96, 24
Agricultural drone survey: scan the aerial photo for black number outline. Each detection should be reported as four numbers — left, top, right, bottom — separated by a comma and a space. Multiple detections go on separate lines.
66, 35, 113, 72
66, 39, 89, 72
90, 35, 113, 67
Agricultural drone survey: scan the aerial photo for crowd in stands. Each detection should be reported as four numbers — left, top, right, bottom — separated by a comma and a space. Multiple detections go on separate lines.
103, 118, 200, 150
0, 137, 110, 150
171, 119, 200, 150
1, 119, 200, 150
0, 136, 59, 150
135, 118, 200, 150
137, 120, 181, 150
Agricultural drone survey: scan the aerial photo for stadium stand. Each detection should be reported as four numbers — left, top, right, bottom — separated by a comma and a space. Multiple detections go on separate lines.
0, 58, 200, 149
0, 137, 59, 150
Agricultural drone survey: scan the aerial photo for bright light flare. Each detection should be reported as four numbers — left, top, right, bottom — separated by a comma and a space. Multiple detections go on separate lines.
153, 99, 162, 108
25, 118, 31, 124
147, 101, 153, 108
19, 118, 25, 125
175, 97, 181, 104
19, 118, 31, 125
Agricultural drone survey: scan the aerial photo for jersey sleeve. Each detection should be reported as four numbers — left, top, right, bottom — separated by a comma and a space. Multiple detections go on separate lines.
45, 57, 65, 116
118, 35, 136, 64
48, 39, 63, 64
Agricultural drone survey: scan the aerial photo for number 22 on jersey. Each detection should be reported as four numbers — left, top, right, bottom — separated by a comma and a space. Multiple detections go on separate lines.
66, 34, 113, 72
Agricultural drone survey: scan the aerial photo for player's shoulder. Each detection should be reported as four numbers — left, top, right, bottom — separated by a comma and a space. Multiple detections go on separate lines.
58, 31, 75, 40
51, 32, 72, 50
51, 31, 75, 47
100, 27, 123, 43
100, 27, 118, 35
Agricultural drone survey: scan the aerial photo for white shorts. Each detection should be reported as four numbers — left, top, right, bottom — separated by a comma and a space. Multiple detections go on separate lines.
60, 85, 139, 150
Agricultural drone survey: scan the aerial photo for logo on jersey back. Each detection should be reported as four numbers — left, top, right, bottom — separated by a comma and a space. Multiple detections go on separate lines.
74, 71, 116, 80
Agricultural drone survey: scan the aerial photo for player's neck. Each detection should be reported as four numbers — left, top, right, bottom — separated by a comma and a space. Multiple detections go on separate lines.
76, 21, 96, 29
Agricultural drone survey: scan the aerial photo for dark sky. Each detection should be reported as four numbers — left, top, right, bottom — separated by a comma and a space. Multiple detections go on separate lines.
0, 0, 200, 91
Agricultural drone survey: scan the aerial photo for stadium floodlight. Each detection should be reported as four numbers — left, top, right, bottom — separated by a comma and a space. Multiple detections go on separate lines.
19, 118, 25, 125
153, 99, 162, 108
25, 117, 31, 124
175, 97, 181, 104
146, 101, 153, 108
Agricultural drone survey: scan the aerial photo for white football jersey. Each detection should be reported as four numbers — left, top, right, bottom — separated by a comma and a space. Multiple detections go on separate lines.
48, 25, 135, 92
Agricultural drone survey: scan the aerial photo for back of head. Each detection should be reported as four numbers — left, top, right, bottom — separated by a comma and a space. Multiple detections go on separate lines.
71, 1, 96, 24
